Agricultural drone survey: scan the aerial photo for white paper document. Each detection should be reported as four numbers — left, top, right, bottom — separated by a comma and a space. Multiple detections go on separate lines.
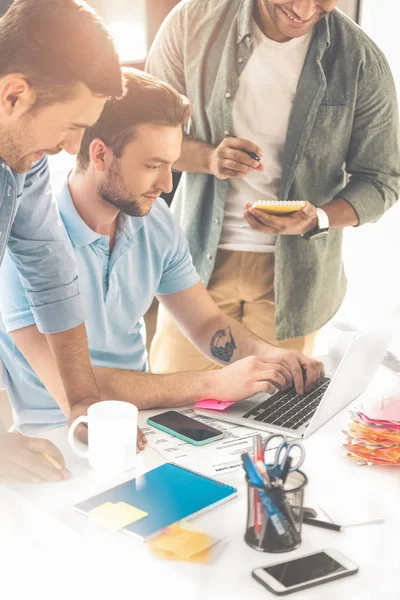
142, 408, 262, 476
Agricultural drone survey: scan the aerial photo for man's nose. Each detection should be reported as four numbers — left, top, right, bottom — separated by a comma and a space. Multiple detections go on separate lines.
157, 169, 174, 195
291, 1, 319, 20
59, 130, 85, 155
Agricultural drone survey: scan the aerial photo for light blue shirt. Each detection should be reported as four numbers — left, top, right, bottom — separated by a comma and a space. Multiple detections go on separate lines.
0, 180, 199, 433
0, 156, 86, 333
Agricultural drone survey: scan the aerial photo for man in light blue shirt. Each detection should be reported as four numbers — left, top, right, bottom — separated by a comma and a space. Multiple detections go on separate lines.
0, 69, 324, 435
0, 0, 123, 483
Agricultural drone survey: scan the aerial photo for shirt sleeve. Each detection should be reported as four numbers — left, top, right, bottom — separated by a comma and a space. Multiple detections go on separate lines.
145, 3, 187, 95
6, 157, 87, 334
337, 50, 400, 225
156, 206, 200, 295
0, 249, 36, 333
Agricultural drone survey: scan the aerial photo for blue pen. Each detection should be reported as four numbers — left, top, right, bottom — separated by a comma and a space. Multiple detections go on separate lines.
241, 453, 295, 543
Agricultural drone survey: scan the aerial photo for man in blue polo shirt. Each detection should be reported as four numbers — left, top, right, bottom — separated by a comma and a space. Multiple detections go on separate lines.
0, 69, 324, 435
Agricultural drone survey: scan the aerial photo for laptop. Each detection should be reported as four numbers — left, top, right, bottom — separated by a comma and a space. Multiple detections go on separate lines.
195, 321, 394, 439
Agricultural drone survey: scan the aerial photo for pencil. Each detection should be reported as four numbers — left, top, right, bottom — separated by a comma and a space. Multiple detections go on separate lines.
303, 517, 341, 532
18, 430, 63, 471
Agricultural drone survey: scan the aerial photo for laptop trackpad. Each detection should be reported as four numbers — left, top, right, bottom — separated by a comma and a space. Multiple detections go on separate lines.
228, 392, 271, 415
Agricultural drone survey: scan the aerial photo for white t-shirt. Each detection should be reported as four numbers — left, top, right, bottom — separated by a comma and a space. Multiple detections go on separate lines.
219, 22, 312, 253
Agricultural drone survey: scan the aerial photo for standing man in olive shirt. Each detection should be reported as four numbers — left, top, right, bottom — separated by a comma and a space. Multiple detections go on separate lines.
147, 0, 400, 372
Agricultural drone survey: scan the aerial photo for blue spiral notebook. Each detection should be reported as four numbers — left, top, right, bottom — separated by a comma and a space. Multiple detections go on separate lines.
74, 462, 237, 541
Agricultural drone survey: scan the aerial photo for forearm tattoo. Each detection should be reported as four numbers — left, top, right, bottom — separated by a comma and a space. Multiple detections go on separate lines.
210, 327, 237, 363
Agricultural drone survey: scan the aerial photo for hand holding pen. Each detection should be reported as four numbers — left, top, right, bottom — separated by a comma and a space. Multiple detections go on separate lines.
209, 137, 263, 180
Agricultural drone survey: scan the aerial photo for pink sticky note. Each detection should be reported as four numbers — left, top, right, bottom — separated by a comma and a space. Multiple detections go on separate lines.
367, 397, 400, 423
195, 399, 235, 411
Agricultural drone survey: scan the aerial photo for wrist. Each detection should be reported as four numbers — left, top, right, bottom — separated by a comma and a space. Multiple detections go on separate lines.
207, 145, 218, 176
302, 207, 330, 240
196, 370, 218, 401
304, 214, 318, 234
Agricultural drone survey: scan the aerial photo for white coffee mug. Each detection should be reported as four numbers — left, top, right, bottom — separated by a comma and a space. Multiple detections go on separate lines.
68, 401, 138, 473
328, 321, 358, 363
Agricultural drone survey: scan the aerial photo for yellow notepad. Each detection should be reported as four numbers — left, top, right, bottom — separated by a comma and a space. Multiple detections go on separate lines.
252, 200, 306, 214
89, 501, 148, 532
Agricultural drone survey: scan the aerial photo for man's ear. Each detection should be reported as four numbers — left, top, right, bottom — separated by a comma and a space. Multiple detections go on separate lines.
0, 74, 36, 120
89, 139, 113, 172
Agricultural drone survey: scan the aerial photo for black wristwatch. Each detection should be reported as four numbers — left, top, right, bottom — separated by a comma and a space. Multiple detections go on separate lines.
302, 208, 330, 240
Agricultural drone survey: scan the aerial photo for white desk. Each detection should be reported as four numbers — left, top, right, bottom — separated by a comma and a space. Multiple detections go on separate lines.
2, 366, 400, 600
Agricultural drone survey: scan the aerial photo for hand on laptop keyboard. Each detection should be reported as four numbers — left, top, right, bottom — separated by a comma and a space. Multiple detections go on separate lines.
209, 355, 294, 401
257, 346, 325, 395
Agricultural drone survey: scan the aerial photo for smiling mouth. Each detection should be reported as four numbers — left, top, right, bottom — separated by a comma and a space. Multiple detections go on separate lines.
279, 5, 321, 24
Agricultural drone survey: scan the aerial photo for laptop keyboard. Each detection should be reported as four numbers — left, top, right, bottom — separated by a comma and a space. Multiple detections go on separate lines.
242, 377, 331, 430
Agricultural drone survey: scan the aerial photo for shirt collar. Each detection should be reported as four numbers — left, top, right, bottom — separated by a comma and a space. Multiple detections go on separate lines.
237, 0, 254, 43
57, 179, 144, 249
316, 13, 331, 56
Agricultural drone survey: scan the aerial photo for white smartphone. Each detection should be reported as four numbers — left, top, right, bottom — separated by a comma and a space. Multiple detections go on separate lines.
252, 548, 358, 595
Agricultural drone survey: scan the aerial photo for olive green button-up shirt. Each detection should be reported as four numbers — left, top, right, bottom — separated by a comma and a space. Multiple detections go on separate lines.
147, 0, 400, 340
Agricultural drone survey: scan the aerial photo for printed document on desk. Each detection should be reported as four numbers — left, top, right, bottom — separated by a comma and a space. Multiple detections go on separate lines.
143, 408, 264, 476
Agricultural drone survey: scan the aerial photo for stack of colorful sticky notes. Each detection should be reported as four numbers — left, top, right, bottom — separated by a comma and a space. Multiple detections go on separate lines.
149, 522, 221, 564
343, 397, 400, 465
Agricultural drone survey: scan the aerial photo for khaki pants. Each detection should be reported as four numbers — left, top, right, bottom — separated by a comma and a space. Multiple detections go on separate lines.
150, 249, 317, 373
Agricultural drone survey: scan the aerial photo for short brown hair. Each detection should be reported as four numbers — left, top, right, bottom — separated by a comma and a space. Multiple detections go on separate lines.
0, 0, 123, 105
77, 68, 192, 171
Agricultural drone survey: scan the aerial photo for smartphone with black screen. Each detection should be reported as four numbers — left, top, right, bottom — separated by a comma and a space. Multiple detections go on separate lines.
252, 549, 358, 595
146, 410, 224, 446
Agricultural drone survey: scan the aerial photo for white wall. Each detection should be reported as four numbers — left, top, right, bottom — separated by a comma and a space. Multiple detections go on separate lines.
360, 0, 400, 94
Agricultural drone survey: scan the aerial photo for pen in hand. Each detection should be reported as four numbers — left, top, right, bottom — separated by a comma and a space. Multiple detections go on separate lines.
242, 149, 262, 163
18, 430, 69, 479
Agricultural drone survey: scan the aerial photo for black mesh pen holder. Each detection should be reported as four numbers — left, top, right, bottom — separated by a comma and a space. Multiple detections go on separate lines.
244, 469, 307, 553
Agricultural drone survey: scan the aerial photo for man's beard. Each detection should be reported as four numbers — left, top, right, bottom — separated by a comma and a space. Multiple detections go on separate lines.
263, 0, 280, 26
98, 159, 153, 218
0, 129, 36, 173
0, 116, 39, 173
262, 1, 327, 27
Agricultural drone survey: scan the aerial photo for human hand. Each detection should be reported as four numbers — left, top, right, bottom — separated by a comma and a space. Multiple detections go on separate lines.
68, 398, 96, 444
69, 400, 147, 453
210, 355, 294, 402
259, 346, 325, 395
0, 432, 70, 484
209, 137, 264, 180
244, 201, 318, 235
137, 426, 147, 453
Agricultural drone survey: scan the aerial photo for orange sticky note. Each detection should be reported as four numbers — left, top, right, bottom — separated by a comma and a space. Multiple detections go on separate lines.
89, 501, 148, 532
149, 524, 219, 564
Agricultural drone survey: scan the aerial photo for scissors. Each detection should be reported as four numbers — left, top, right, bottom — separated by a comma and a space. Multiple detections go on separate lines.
263, 433, 305, 481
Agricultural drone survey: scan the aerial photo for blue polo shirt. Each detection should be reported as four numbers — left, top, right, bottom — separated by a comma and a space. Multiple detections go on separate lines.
0, 180, 200, 434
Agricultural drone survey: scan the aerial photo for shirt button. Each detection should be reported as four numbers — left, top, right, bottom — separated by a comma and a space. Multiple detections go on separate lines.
224, 130, 230, 136
246, 35, 251, 41
214, 217, 220, 225
225, 92, 232, 99
238, 57, 244, 64
207, 254, 212, 260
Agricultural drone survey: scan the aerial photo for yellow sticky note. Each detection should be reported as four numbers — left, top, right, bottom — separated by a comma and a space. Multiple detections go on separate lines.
89, 501, 148, 532
149, 524, 216, 563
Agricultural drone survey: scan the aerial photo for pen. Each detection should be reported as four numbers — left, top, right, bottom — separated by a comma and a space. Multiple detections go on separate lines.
303, 507, 318, 519
242, 149, 262, 162
18, 430, 63, 471
256, 460, 271, 487
253, 436, 263, 537
303, 517, 342, 532
281, 456, 292, 484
